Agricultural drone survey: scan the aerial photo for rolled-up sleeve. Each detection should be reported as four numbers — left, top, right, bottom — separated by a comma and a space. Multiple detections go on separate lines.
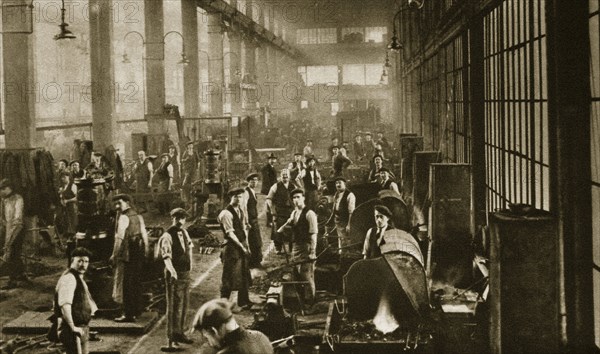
159, 233, 173, 260
266, 183, 278, 200
347, 193, 356, 214
217, 210, 235, 234
57, 273, 77, 307
306, 210, 318, 234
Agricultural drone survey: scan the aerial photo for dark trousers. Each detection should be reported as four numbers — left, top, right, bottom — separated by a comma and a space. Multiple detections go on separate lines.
123, 258, 144, 318
248, 219, 263, 267
166, 271, 190, 341
1, 228, 25, 281
59, 323, 89, 354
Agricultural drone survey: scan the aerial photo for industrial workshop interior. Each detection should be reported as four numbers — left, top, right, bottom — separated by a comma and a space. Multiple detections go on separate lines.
0, 0, 597, 353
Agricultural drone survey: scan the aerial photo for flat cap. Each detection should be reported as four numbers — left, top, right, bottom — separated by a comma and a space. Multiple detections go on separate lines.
112, 193, 132, 203
294, 152, 303, 156
373, 154, 384, 161
59, 159, 69, 165
246, 173, 260, 181
170, 207, 189, 218
194, 299, 234, 330
305, 157, 316, 164
374, 204, 393, 218
267, 153, 277, 159
227, 187, 245, 198
379, 167, 391, 173
71, 247, 93, 258
290, 188, 305, 196
160, 153, 170, 158
334, 176, 347, 183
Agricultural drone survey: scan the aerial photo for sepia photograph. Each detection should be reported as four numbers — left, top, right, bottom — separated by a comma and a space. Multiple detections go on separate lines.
0, 0, 597, 353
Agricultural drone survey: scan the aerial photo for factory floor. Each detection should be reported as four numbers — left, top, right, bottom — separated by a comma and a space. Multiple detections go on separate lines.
0, 190, 328, 353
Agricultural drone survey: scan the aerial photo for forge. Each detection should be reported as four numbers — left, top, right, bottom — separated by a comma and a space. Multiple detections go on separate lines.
324, 229, 434, 353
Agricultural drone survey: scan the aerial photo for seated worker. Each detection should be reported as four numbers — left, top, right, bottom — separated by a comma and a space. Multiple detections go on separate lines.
363, 205, 395, 259
194, 299, 273, 354
368, 155, 385, 183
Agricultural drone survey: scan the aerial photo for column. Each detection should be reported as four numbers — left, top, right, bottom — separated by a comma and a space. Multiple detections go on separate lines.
89, 0, 116, 151
181, 0, 200, 119
2, 0, 35, 149
207, 12, 224, 116
547, 0, 594, 351
243, 1, 257, 114
144, 0, 167, 153
228, 31, 242, 117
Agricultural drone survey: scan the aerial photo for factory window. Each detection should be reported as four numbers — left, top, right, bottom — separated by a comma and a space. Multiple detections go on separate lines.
297, 65, 339, 86
443, 35, 470, 163
483, 0, 549, 211
365, 27, 388, 43
589, 0, 600, 348
296, 28, 337, 44
342, 64, 386, 85
341, 27, 365, 43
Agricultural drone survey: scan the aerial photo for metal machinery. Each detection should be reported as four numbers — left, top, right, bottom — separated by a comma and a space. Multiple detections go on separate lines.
72, 177, 164, 312
201, 148, 228, 223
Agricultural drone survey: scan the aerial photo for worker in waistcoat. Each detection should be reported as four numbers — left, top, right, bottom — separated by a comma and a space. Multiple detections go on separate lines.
111, 194, 149, 323
155, 153, 174, 215
266, 169, 297, 254
379, 168, 400, 195
53, 247, 97, 354
277, 189, 318, 303
158, 208, 195, 351
57, 173, 78, 264
260, 153, 278, 227
289, 153, 306, 185
332, 177, 356, 253
363, 205, 395, 259
300, 157, 321, 211
243, 173, 263, 268
133, 151, 153, 193
217, 188, 253, 309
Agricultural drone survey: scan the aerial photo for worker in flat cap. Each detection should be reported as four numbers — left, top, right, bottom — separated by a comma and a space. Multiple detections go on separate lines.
363, 132, 376, 162
368, 154, 385, 183
158, 207, 195, 351
181, 142, 199, 206
155, 153, 174, 215
363, 204, 395, 259
331, 177, 356, 254
260, 154, 278, 227
217, 188, 253, 309
242, 173, 263, 268
379, 167, 400, 195
299, 157, 321, 210
84, 151, 112, 180
0, 179, 27, 289
110, 194, 149, 323
266, 169, 297, 254
194, 299, 273, 354
288, 152, 306, 186
277, 189, 319, 304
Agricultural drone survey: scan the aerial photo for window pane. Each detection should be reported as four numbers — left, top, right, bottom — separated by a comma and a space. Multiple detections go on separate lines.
343, 64, 365, 85
365, 27, 388, 43
341, 27, 365, 43
365, 64, 383, 85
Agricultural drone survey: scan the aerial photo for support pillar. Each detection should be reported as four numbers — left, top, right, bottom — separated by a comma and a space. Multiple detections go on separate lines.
89, 0, 116, 152
547, 0, 594, 351
228, 31, 242, 117
2, 0, 35, 149
207, 12, 224, 116
182, 0, 200, 119
144, 0, 167, 153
